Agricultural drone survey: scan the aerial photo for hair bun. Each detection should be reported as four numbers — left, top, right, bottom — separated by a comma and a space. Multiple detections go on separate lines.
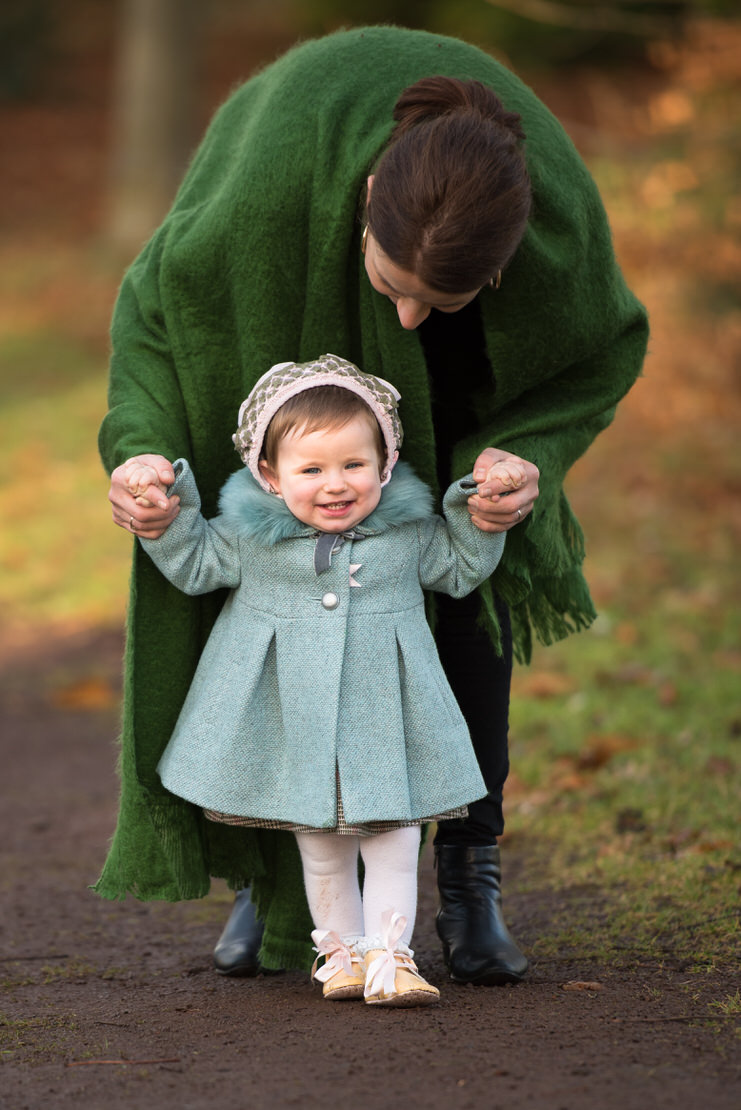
370, 74, 532, 295
393, 76, 526, 142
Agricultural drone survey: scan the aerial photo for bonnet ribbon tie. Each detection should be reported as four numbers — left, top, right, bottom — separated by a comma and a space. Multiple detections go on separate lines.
363, 910, 408, 1000
313, 530, 365, 575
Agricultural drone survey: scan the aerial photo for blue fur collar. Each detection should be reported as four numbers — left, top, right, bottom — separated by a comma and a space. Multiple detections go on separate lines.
218, 460, 435, 547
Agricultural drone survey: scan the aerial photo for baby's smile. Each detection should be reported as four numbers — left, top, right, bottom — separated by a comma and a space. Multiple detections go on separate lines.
259, 417, 384, 533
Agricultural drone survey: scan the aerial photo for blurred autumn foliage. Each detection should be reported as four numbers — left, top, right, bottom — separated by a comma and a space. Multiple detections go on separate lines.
0, 3, 739, 642
543, 16, 741, 597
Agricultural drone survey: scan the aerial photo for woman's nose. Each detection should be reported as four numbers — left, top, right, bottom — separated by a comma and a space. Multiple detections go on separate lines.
396, 297, 431, 330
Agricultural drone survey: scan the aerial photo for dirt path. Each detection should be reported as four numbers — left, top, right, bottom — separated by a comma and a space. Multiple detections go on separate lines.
1, 625, 738, 1109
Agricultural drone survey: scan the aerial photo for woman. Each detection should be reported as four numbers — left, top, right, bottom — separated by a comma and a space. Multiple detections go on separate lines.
100, 25, 648, 984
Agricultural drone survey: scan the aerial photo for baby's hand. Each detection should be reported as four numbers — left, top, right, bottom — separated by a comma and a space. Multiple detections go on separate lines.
485, 460, 528, 493
122, 459, 167, 507
469, 447, 539, 533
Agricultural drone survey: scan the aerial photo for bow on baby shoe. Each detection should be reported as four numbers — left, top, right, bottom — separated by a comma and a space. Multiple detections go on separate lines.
363, 911, 408, 999
310, 929, 356, 983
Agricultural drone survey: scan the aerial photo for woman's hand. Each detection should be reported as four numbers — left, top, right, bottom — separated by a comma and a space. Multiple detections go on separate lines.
109, 454, 180, 540
467, 447, 539, 533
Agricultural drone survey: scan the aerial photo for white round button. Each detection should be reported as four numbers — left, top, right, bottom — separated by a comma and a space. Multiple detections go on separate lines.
321, 592, 339, 610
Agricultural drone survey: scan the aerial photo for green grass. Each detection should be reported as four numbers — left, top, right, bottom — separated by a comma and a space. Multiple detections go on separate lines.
0, 1011, 82, 1063
0, 322, 131, 635
506, 448, 740, 978
711, 990, 741, 1016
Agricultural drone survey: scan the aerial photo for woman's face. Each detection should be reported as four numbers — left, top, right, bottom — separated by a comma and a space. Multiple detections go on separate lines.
362, 177, 482, 330
363, 231, 481, 330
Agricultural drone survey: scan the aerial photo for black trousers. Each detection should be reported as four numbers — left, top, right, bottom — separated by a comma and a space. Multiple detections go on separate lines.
420, 298, 514, 847
432, 590, 512, 846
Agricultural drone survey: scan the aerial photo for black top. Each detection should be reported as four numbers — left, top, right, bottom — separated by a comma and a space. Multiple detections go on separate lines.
419, 298, 493, 489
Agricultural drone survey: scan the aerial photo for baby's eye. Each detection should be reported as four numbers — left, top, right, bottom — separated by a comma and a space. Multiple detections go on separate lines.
345, 461, 365, 470
302, 466, 321, 475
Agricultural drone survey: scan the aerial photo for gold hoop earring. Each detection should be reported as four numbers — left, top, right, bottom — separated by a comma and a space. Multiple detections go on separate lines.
489, 270, 502, 290
361, 225, 368, 254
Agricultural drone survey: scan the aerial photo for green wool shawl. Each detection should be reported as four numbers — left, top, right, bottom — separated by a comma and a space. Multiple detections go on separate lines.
97, 26, 648, 969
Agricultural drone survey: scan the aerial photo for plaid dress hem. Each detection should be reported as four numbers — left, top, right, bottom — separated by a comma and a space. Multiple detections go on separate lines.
204, 789, 468, 837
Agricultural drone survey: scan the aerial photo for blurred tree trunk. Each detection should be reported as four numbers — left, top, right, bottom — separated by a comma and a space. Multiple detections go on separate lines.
107, 0, 202, 256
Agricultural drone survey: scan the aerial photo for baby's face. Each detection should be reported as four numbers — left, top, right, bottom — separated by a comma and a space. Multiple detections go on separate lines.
258, 415, 384, 533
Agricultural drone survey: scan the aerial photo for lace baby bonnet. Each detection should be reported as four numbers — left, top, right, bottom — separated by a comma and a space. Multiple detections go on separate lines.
233, 353, 403, 491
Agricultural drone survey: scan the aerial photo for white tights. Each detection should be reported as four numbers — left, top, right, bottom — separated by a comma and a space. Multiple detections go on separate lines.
294, 826, 421, 948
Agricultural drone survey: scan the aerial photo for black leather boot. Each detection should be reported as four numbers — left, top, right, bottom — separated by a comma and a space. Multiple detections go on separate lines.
213, 888, 266, 976
435, 844, 528, 985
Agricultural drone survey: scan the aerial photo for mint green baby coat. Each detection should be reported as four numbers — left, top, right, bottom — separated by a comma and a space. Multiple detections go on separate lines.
145, 462, 500, 827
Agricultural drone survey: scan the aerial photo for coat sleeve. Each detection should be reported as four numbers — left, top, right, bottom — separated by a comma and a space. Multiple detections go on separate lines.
99, 229, 194, 475
139, 460, 242, 595
417, 475, 505, 598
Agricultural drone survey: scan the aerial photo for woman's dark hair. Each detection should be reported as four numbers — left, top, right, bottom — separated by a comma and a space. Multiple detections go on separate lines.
366, 77, 532, 294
